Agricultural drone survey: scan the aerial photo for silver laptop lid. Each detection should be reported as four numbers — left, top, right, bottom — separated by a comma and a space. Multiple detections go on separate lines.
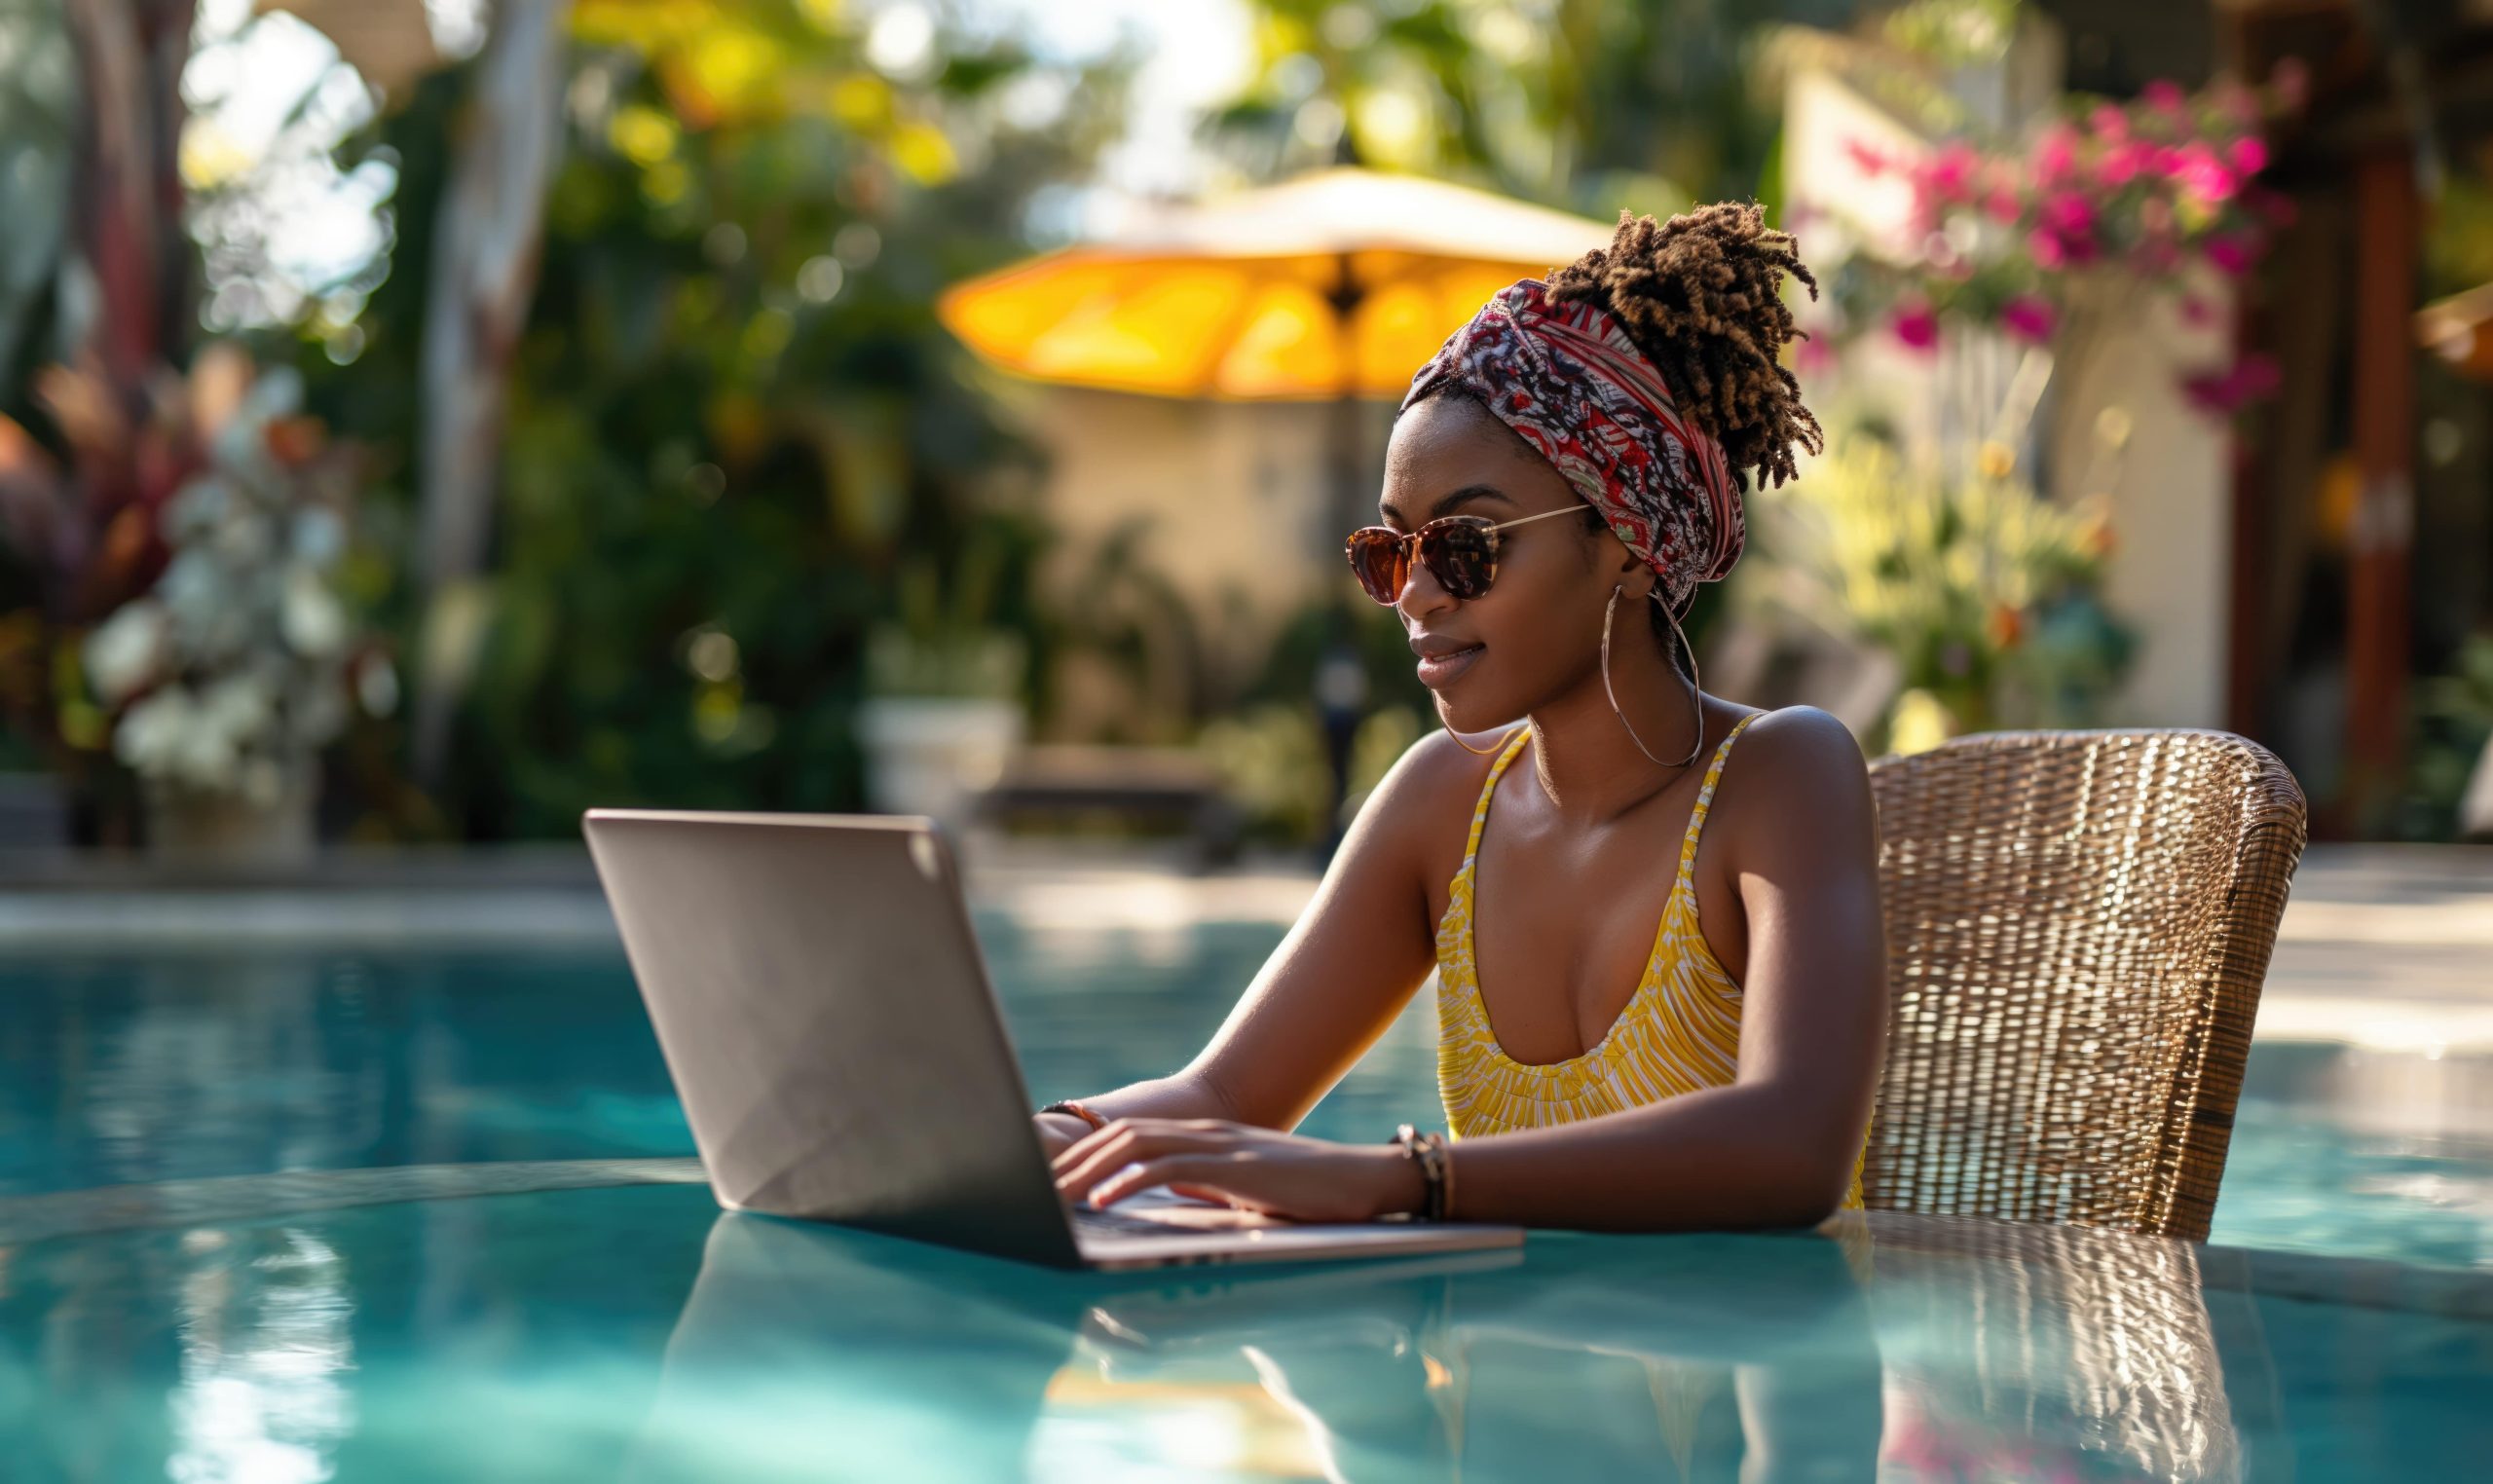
582, 809, 1081, 1267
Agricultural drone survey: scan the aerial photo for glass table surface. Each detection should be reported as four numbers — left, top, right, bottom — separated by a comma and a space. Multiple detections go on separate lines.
1, 1166, 2485, 1482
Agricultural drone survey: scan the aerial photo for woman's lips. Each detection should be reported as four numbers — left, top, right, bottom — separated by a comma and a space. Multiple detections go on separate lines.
1416, 644, 1484, 689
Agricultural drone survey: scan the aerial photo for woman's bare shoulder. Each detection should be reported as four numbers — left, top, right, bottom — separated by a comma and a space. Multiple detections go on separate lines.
1715, 705, 1877, 852
1350, 723, 1507, 882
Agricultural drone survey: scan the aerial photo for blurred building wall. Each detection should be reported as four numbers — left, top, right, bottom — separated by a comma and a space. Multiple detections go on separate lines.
1013, 386, 1387, 738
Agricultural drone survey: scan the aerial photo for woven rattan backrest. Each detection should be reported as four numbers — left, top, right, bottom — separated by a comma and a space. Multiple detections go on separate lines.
1862, 729, 2307, 1242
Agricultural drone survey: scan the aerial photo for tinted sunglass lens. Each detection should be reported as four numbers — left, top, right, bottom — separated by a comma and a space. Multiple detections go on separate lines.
1345, 531, 1405, 605
1424, 522, 1497, 599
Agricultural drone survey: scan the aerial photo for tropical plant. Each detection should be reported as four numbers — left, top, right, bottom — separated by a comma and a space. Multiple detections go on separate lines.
0, 355, 206, 818
80, 348, 384, 805
273, 1, 1135, 837
2397, 632, 2493, 841
1746, 425, 2133, 750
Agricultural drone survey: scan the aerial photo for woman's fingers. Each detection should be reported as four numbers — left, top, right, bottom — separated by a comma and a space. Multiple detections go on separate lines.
1053, 1121, 1254, 1205
1049, 1116, 1231, 1173
1054, 1124, 1209, 1201
1090, 1153, 1246, 1208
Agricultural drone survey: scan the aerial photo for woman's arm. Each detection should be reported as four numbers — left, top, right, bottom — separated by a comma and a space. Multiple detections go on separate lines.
1056, 707, 1888, 1229
1037, 733, 1460, 1144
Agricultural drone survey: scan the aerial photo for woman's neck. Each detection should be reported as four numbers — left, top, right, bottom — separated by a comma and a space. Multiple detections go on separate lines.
1516, 641, 1708, 828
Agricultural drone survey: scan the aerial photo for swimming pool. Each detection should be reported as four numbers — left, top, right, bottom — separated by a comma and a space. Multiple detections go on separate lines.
2, 919, 2487, 1271
4, 917, 2491, 1481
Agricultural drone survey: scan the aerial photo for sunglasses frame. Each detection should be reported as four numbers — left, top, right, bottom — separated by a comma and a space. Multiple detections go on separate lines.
1344, 503, 1591, 606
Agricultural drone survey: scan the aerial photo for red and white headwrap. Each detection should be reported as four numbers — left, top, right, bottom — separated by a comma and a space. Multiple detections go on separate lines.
1400, 278, 1740, 618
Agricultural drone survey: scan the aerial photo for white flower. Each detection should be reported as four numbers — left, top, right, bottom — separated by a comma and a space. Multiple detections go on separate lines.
280, 566, 348, 657
213, 510, 275, 568
156, 549, 224, 632
161, 477, 231, 543
115, 686, 192, 772
85, 600, 168, 705
199, 670, 277, 744
116, 686, 241, 791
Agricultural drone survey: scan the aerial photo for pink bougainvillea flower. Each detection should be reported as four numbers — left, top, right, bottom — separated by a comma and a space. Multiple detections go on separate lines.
2096, 139, 2153, 186
2180, 352, 2283, 415
2203, 233, 2262, 277
2178, 293, 2215, 326
2172, 142, 2240, 204
1999, 294, 2057, 345
2180, 367, 2242, 415
2089, 103, 2130, 142
1793, 330, 1836, 379
1891, 300, 1942, 352
2032, 192, 2099, 261
2142, 79, 2188, 116
1842, 136, 1891, 177
2027, 229, 2068, 270
2227, 135, 2270, 177
2033, 124, 2080, 186
1984, 185, 2024, 223
1920, 140, 1981, 203
2038, 190, 2096, 239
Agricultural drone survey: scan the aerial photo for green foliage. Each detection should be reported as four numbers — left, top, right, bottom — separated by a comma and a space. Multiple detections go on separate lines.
2396, 633, 2493, 840
287, 3, 1134, 837
1211, 0, 1851, 214
1749, 427, 2134, 749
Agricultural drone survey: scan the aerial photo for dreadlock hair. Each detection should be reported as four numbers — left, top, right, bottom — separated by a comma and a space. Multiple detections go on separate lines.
1545, 201, 1824, 494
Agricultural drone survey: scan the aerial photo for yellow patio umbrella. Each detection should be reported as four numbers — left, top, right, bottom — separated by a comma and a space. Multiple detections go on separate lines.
939, 166, 1618, 402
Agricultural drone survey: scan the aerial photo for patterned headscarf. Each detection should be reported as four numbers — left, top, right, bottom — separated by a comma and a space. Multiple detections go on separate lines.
1400, 278, 1740, 618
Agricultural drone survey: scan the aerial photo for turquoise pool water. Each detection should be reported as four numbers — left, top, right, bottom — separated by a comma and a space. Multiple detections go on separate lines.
2, 922, 2488, 1270
4, 923, 2492, 1479
5, 1182, 2489, 1481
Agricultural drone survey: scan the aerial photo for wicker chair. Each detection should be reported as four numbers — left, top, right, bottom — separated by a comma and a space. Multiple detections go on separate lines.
1861, 728, 2308, 1243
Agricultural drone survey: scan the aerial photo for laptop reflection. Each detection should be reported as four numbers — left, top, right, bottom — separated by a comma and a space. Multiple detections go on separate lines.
623, 1210, 1884, 1483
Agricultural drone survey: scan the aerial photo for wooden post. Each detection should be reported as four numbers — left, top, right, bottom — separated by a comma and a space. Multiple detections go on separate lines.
58, 0, 195, 390
2345, 151, 2419, 835
409, 0, 573, 792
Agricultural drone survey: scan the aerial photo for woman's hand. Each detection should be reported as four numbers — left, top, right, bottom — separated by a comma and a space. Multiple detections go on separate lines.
1032, 1112, 1093, 1162
1052, 1118, 1427, 1224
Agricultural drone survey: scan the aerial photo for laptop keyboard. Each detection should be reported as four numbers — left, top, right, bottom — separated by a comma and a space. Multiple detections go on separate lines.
1072, 1201, 1270, 1238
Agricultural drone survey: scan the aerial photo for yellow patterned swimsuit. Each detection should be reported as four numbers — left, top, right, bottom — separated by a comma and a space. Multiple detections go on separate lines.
1433, 711, 1868, 1212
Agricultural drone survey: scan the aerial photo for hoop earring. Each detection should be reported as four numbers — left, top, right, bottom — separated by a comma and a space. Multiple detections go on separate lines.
1603, 585, 1705, 769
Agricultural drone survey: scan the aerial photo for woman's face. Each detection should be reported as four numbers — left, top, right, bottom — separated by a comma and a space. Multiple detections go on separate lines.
1377, 393, 1652, 731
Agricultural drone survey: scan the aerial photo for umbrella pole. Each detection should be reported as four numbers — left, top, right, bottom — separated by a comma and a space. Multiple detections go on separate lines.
1316, 251, 1372, 865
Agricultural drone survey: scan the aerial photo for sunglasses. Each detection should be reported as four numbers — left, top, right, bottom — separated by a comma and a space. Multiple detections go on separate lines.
1344, 504, 1589, 606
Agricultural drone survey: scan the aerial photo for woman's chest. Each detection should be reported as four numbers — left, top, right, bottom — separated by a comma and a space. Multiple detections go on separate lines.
1429, 809, 1749, 1065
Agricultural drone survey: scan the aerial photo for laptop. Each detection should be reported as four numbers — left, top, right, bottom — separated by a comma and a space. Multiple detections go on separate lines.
580, 808, 1525, 1270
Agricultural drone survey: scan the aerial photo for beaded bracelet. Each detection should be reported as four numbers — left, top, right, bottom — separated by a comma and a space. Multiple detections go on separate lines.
1391, 1124, 1452, 1222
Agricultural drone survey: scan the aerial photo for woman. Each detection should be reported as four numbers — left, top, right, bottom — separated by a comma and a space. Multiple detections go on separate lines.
1043, 204, 1886, 1232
